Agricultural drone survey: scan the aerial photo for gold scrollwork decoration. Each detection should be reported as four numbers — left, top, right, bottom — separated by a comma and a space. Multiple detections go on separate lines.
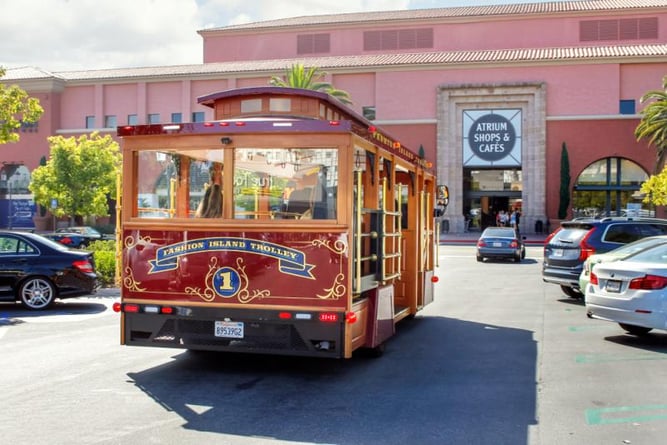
123, 267, 146, 292
235, 257, 271, 304
185, 257, 219, 302
316, 273, 346, 300
124, 234, 152, 249
312, 238, 347, 255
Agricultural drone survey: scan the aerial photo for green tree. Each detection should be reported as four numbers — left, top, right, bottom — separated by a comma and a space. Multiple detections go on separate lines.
29, 132, 121, 225
269, 63, 353, 105
558, 142, 571, 219
635, 75, 667, 172
639, 168, 667, 205
0, 67, 44, 144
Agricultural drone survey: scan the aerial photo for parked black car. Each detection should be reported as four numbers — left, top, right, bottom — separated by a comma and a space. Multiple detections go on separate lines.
542, 217, 667, 298
45, 226, 104, 248
0, 231, 98, 310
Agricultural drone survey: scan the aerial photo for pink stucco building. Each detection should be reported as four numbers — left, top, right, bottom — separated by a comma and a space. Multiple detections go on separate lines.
2, 0, 667, 233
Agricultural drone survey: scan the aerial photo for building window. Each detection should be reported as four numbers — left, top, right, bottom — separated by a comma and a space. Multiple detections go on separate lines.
362, 106, 376, 121
572, 157, 650, 217
104, 115, 117, 128
147, 113, 160, 124
192, 112, 205, 123
297, 33, 330, 54
85, 116, 95, 129
171, 112, 182, 123
128, 114, 138, 125
19, 121, 38, 133
619, 100, 635, 115
364, 28, 433, 51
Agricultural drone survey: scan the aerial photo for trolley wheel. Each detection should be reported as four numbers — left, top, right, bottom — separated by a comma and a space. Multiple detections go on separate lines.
362, 343, 386, 358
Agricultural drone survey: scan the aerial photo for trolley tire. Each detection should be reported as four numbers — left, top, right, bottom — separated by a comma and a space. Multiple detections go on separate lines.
362, 343, 386, 358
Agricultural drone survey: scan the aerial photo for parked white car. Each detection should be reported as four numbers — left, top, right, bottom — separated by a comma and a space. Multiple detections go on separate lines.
579, 235, 667, 293
586, 242, 667, 335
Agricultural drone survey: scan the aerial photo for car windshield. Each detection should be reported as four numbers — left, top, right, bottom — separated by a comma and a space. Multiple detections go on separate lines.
483, 228, 515, 238
625, 243, 667, 264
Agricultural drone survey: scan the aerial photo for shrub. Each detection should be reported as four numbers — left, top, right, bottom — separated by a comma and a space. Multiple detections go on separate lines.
88, 240, 117, 287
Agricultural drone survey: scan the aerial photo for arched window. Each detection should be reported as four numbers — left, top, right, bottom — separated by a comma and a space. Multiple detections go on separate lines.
572, 157, 652, 218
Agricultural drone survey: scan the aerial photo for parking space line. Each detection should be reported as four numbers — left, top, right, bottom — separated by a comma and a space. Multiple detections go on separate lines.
568, 325, 610, 332
586, 404, 667, 425
575, 353, 667, 364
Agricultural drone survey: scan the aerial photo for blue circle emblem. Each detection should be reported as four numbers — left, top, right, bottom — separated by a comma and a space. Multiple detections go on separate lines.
212, 267, 241, 298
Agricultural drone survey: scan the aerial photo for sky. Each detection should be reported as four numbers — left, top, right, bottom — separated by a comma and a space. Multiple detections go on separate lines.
1, 0, 551, 73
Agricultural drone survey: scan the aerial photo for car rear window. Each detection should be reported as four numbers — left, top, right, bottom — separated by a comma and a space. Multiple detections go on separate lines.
626, 242, 667, 263
551, 228, 589, 244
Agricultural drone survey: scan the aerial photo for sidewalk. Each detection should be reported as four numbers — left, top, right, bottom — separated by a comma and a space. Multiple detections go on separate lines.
440, 231, 547, 246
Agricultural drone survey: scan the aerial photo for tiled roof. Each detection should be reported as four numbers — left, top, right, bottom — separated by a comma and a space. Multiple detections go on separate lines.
201, 0, 667, 32
24, 43, 665, 82
1, 66, 63, 81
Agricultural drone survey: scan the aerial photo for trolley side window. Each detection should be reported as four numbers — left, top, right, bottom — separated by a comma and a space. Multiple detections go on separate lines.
233, 147, 338, 220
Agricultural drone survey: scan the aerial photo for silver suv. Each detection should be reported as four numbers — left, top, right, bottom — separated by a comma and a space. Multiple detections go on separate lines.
542, 217, 667, 298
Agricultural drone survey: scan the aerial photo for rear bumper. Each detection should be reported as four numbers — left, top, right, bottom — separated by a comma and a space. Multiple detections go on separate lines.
586, 302, 667, 330
477, 247, 520, 258
542, 266, 583, 289
121, 305, 345, 358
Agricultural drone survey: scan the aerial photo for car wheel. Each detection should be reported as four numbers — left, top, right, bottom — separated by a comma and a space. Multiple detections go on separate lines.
619, 323, 652, 336
560, 285, 584, 299
19, 277, 57, 310
476, 255, 483, 262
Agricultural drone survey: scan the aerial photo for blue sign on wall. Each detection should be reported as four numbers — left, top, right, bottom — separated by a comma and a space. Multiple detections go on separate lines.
0, 198, 35, 229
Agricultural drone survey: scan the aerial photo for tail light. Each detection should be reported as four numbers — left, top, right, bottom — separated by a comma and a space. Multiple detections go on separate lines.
319, 313, 339, 323
590, 271, 598, 285
629, 274, 667, 290
477, 240, 487, 247
510, 240, 519, 248
73, 259, 94, 273
578, 228, 597, 261
544, 227, 562, 245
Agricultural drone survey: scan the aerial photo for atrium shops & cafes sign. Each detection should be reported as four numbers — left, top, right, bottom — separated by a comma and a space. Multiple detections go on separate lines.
463, 109, 522, 167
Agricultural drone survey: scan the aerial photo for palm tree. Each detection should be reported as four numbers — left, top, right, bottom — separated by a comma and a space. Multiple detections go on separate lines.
635, 75, 667, 172
269, 63, 352, 105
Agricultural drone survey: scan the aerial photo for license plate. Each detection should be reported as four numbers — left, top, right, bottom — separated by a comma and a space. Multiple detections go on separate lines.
553, 249, 563, 257
606, 280, 621, 293
493, 242, 502, 247
214, 321, 244, 338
